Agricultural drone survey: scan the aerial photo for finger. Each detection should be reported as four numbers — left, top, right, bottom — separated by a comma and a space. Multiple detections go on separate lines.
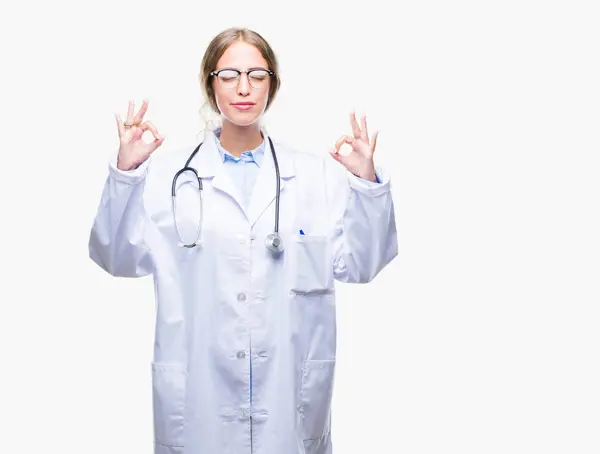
115, 113, 124, 139
126, 100, 134, 125
370, 130, 379, 154
334, 134, 354, 153
139, 121, 162, 140
133, 99, 149, 125
350, 111, 361, 139
360, 115, 369, 142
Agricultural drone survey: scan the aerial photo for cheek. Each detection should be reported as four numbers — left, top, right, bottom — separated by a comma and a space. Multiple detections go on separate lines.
213, 88, 227, 113
256, 91, 269, 111
215, 95, 225, 114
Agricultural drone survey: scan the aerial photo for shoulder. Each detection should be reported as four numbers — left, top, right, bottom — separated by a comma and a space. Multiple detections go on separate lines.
147, 139, 200, 174
268, 139, 319, 160
154, 138, 200, 163
142, 139, 202, 200
267, 138, 339, 178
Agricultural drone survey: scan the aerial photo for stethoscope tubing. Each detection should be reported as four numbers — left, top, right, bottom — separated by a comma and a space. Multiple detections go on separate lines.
171, 136, 281, 250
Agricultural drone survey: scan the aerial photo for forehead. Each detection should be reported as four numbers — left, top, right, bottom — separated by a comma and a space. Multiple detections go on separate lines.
216, 40, 268, 69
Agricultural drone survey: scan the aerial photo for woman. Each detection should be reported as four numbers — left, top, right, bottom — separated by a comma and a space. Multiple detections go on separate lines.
89, 27, 397, 454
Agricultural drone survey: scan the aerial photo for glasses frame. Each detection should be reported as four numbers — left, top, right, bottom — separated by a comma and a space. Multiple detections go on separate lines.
210, 68, 274, 90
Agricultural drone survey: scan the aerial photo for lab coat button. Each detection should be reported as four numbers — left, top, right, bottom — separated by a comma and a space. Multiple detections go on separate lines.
249, 232, 256, 241
236, 351, 246, 359
237, 293, 246, 301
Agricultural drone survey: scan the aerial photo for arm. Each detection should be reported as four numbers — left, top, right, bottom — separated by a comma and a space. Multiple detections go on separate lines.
325, 112, 398, 283
326, 159, 398, 284
89, 99, 165, 277
88, 155, 155, 278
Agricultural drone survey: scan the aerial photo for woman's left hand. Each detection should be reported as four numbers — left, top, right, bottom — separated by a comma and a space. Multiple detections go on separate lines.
329, 111, 379, 182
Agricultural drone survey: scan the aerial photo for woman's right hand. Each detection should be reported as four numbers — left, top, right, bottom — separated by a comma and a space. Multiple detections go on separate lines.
114, 99, 165, 171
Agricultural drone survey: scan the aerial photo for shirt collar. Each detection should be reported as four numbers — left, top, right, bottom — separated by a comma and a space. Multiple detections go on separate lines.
188, 126, 296, 179
214, 126, 266, 166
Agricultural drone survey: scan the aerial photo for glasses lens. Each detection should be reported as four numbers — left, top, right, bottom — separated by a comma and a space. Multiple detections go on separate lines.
217, 70, 239, 88
248, 70, 270, 89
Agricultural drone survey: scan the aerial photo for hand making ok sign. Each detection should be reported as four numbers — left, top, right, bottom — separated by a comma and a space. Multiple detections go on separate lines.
329, 111, 379, 182
114, 99, 165, 171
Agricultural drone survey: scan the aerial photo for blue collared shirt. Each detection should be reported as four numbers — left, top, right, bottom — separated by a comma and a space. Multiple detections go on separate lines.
214, 127, 266, 211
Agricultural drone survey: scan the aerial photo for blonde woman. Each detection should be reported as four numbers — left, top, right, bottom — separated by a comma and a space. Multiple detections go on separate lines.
89, 27, 397, 454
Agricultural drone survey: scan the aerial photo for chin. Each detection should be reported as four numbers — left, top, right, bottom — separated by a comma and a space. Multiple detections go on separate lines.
226, 116, 260, 127
221, 109, 263, 128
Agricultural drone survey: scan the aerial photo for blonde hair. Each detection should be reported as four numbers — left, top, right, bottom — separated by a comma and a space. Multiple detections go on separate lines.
197, 27, 281, 132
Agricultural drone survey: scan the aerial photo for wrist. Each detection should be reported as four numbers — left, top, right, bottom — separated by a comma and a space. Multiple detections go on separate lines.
361, 172, 378, 182
116, 155, 137, 171
356, 162, 377, 182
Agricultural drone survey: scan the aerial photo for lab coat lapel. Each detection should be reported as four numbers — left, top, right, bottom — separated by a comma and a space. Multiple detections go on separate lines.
212, 170, 247, 216
192, 128, 295, 226
193, 130, 247, 215
247, 136, 294, 228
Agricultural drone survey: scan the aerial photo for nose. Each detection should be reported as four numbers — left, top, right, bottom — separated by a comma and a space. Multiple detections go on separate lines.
237, 73, 251, 96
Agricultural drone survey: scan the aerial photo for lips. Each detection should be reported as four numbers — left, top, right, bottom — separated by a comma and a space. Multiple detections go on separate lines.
232, 102, 255, 111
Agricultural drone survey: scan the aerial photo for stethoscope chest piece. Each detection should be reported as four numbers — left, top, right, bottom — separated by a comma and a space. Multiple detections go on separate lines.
265, 233, 284, 254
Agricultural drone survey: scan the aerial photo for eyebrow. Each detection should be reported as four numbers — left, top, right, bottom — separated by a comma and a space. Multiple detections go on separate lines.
216, 66, 269, 72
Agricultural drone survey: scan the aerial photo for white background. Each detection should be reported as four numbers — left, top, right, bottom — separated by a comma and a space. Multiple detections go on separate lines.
1, 0, 599, 452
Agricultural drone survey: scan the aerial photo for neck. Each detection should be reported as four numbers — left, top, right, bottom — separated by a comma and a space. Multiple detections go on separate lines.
219, 119, 264, 157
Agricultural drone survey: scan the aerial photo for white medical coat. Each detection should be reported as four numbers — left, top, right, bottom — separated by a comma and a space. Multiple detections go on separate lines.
89, 127, 398, 454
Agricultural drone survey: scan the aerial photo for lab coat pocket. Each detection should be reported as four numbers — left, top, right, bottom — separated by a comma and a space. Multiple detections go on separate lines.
151, 362, 187, 448
289, 235, 333, 295
300, 359, 336, 441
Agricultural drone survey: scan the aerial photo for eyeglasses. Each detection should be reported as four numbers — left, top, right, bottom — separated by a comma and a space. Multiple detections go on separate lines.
210, 68, 274, 90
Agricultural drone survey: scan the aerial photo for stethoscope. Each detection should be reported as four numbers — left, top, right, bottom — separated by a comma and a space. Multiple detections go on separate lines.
171, 136, 283, 254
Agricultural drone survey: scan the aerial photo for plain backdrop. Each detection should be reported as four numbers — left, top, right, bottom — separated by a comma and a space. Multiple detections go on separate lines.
1, 0, 599, 452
